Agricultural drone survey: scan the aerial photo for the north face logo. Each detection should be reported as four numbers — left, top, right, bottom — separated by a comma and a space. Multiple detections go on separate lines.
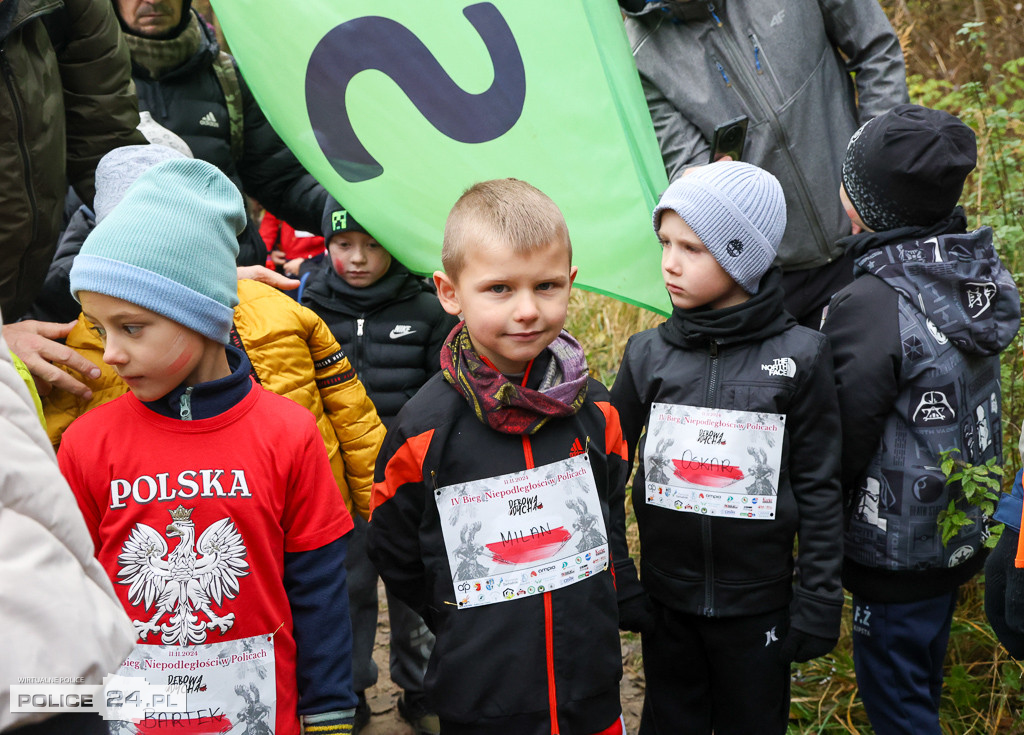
726, 239, 744, 257
569, 437, 584, 457
761, 357, 796, 378
332, 210, 348, 230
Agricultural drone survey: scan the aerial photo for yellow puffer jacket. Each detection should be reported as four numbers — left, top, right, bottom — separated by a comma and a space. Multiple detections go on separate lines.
43, 280, 384, 519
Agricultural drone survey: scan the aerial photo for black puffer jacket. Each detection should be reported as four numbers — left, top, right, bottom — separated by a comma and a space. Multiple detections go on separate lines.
24, 203, 94, 324
611, 269, 844, 639
0, 0, 143, 321
125, 10, 326, 265
301, 262, 457, 424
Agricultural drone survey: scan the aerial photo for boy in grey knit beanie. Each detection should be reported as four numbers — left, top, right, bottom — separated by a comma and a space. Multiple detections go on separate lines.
652, 161, 786, 305
612, 160, 844, 733
62, 157, 360, 734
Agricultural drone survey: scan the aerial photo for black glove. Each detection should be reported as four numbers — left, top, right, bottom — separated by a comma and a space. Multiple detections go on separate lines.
985, 527, 1024, 659
618, 592, 657, 634
300, 710, 355, 734
779, 627, 837, 663
783, 587, 842, 663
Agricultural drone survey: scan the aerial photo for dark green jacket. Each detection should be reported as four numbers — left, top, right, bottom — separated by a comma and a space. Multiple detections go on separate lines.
0, 0, 143, 321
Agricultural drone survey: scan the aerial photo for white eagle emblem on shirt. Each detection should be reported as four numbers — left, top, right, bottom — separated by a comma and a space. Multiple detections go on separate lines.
117, 505, 249, 646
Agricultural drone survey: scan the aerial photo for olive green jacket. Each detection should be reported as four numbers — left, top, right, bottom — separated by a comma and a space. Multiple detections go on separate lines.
0, 0, 144, 321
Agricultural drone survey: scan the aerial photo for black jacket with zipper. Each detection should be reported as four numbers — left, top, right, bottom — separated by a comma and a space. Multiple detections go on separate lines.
301, 261, 457, 425
611, 269, 844, 639
367, 350, 642, 734
125, 10, 326, 266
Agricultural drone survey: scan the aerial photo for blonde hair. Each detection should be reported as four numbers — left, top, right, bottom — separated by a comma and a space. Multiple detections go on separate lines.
441, 179, 572, 281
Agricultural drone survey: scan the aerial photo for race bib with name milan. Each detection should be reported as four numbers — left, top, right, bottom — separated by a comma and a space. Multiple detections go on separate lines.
110, 634, 275, 733
434, 454, 609, 609
644, 403, 785, 520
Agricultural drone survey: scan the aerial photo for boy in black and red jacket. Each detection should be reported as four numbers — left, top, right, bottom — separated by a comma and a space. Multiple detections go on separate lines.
367, 178, 640, 735
611, 162, 844, 735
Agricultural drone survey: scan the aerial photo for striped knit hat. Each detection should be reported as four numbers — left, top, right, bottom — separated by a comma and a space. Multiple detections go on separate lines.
654, 162, 786, 294
70, 158, 244, 343
842, 104, 976, 232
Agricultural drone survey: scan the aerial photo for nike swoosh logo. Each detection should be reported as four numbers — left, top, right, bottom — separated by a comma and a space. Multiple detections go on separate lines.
389, 326, 415, 339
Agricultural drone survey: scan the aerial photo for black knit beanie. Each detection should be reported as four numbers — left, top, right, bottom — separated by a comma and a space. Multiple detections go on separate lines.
842, 104, 977, 232
321, 196, 369, 241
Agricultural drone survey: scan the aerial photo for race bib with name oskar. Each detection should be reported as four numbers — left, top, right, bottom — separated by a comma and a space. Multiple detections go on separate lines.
434, 454, 609, 609
644, 403, 785, 520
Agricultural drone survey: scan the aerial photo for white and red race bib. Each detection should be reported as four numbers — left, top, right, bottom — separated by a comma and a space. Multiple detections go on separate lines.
644, 403, 785, 520
434, 454, 609, 609
111, 634, 276, 732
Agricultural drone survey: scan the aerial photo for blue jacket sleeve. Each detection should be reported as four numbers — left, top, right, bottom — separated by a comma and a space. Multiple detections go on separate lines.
994, 469, 1024, 532
283, 536, 358, 714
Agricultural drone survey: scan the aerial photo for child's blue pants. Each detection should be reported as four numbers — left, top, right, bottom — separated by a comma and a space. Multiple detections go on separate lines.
851, 590, 957, 735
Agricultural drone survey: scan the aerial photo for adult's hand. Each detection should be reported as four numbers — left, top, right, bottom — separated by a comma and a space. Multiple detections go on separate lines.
236, 265, 299, 290
3, 320, 100, 399
681, 155, 733, 178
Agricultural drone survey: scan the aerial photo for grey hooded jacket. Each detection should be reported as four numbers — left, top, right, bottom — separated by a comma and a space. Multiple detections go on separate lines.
625, 0, 908, 271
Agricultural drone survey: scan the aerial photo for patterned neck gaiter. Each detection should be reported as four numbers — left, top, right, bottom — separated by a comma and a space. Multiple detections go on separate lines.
440, 323, 589, 435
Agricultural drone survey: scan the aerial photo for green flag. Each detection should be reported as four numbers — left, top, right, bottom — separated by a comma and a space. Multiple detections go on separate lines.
212, 0, 670, 313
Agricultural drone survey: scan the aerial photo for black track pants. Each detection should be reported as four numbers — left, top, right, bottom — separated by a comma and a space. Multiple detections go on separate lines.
638, 603, 791, 735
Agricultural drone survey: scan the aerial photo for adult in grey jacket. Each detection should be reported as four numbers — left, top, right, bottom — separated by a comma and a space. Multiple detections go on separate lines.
624, 0, 908, 326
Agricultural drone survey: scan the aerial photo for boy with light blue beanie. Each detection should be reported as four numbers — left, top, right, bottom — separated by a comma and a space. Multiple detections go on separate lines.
60, 157, 359, 735
611, 161, 844, 734
71, 155, 241, 344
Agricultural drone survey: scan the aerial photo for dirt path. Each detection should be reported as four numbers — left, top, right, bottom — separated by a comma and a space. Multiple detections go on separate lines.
359, 582, 645, 734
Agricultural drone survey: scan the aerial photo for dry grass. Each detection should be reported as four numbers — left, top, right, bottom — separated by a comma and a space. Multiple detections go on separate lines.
566, 289, 664, 386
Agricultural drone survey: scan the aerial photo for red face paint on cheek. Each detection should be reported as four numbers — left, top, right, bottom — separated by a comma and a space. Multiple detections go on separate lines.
331, 255, 346, 274
162, 333, 195, 376
165, 346, 195, 375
